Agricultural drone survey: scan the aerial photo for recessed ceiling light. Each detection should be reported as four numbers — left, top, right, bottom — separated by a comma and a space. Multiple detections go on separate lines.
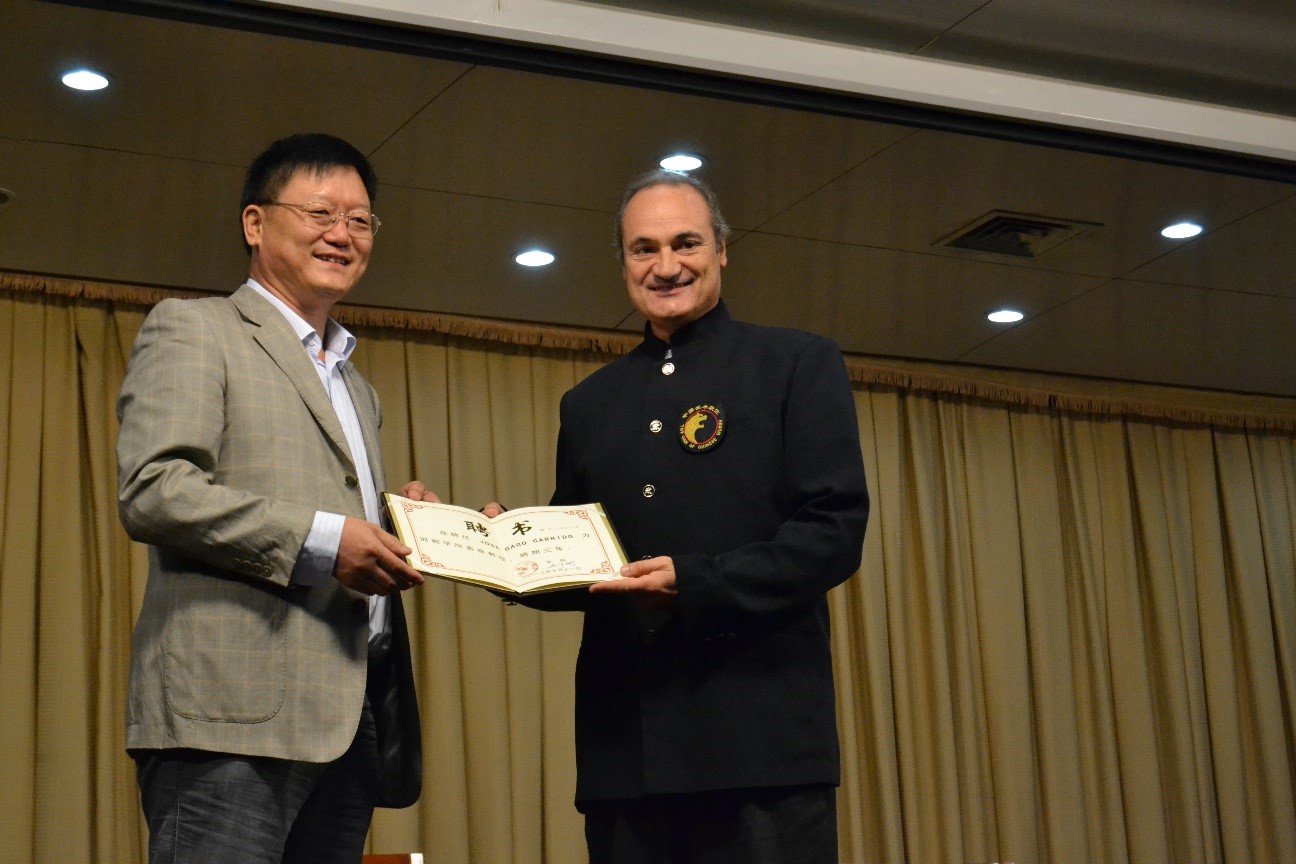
987, 308, 1025, 323
659, 153, 703, 172
515, 249, 555, 267
1160, 221, 1203, 239
61, 69, 110, 91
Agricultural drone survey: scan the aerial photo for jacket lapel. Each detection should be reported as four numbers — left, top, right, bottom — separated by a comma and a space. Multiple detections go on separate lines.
341, 361, 385, 491
230, 284, 356, 472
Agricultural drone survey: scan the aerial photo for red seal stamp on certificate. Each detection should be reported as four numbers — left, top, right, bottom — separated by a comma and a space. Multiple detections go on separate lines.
679, 404, 725, 452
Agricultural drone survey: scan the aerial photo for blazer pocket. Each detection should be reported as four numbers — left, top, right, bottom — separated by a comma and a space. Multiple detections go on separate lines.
162, 570, 288, 724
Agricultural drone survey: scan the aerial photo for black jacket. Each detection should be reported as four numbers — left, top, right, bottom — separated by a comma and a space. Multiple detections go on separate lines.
548, 301, 869, 803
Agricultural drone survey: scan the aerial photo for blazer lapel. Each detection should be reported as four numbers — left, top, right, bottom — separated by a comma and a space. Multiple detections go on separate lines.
230, 284, 356, 471
341, 361, 385, 491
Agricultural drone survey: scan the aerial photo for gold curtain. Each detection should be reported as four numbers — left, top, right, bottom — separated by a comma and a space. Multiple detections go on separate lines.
1, 281, 1294, 864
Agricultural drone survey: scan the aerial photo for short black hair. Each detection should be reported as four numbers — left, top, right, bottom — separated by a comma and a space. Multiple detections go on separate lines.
614, 169, 730, 255
239, 133, 377, 253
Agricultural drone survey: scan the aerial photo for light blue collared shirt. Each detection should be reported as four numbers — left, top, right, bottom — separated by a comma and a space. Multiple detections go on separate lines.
246, 279, 390, 657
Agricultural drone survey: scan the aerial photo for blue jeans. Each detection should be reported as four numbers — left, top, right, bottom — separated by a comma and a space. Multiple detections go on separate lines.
134, 698, 378, 864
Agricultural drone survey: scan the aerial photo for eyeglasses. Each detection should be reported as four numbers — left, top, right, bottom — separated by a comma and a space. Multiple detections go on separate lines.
266, 201, 381, 238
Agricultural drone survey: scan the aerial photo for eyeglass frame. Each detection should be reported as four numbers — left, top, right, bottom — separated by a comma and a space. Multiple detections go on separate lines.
263, 200, 382, 238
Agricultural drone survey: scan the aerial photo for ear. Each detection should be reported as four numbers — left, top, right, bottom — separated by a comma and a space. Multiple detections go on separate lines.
717, 240, 728, 268
242, 205, 264, 250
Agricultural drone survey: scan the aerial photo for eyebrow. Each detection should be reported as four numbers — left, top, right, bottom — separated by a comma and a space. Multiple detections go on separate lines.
627, 230, 708, 246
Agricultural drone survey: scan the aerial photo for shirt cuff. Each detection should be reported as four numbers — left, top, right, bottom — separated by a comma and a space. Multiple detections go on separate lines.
292, 511, 344, 588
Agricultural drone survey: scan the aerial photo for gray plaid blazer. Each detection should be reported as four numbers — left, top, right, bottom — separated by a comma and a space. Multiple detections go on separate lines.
117, 284, 420, 807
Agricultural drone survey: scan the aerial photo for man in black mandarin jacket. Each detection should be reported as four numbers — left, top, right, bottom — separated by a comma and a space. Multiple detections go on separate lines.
535, 170, 869, 864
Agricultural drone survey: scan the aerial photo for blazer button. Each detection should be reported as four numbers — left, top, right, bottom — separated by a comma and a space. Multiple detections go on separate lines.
649, 420, 662, 433
345, 475, 359, 488
661, 361, 675, 376
642, 484, 656, 498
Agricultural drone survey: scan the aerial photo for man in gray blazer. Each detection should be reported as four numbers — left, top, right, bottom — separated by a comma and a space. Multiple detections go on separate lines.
117, 133, 429, 864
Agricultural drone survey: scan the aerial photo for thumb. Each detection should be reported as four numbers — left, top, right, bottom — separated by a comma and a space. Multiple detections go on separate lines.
619, 558, 656, 578
378, 528, 412, 558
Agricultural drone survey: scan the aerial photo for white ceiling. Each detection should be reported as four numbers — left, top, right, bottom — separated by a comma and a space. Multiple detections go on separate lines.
599, 0, 1296, 118
3, 0, 1295, 396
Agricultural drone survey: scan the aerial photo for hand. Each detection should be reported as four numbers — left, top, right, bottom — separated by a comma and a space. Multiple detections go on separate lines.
481, 501, 505, 518
589, 555, 678, 597
399, 480, 441, 503
334, 517, 425, 596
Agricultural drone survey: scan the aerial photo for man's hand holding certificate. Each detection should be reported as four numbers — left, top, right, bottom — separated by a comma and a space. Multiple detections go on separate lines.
384, 494, 628, 595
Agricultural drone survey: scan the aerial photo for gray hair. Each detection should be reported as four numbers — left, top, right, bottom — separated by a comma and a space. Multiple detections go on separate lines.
614, 169, 731, 255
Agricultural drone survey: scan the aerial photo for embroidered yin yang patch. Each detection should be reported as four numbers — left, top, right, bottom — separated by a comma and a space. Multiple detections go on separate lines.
678, 404, 725, 453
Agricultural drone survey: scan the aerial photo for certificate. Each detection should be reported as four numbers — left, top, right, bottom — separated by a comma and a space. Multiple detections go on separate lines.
384, 494, 627, 594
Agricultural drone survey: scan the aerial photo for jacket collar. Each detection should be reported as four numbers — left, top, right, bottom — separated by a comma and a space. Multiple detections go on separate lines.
230, 283, 359, 474
641, 299, 730, 358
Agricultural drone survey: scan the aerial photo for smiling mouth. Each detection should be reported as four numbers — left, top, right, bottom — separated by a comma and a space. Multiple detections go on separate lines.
649, 279, 691, 292
315, 253, 350, 267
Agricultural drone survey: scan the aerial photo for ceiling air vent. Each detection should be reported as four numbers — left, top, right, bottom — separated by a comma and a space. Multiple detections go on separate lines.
938, 211, 1098, 258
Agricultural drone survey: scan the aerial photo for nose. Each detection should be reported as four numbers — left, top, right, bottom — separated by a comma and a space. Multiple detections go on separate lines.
651, 248, 681, 278
322, 216, 352, 243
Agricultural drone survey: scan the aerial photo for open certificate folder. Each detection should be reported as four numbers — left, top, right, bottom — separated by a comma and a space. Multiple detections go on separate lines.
384, 494, 628, 595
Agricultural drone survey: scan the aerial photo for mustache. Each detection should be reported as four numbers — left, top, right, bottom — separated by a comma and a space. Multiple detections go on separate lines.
647, 276, 693, 289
